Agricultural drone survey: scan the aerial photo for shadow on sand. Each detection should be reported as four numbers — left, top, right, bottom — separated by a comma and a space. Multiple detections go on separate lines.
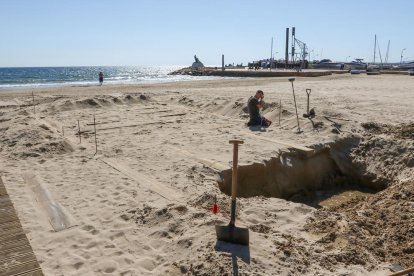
248, 125, 267, 132
215, 241, 250, 275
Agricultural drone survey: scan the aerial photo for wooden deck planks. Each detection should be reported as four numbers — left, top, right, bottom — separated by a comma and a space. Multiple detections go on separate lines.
0, 176, 44, 276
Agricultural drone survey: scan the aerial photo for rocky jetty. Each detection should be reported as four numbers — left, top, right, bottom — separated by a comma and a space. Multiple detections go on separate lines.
169, 67, 333, 77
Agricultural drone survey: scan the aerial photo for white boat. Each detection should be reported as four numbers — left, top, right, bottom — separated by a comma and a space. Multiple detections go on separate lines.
312, 59, 342, 69
345, 59, 367, 70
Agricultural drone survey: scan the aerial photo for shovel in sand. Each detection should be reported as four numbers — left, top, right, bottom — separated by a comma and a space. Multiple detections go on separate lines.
215, 139, 249, 246
288, 77, 302, 133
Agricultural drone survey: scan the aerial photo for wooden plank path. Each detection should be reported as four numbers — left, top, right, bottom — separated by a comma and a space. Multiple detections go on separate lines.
0, 176, 44, 276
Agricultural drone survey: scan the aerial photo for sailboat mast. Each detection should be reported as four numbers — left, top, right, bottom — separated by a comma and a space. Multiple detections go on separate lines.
377, 38, 383, 69
385, 40, 390, 64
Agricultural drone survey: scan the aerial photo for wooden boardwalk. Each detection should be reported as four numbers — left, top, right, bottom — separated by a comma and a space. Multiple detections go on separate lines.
0, 176, 44, 276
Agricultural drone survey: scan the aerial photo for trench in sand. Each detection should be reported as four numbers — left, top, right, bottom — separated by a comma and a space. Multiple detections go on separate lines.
217, 136, 387, 208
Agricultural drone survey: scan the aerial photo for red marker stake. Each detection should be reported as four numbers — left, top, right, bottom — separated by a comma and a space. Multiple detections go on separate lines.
211, 195, 218, 214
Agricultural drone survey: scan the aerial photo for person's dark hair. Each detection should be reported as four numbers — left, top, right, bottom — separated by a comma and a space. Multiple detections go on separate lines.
256, 90, 264, 96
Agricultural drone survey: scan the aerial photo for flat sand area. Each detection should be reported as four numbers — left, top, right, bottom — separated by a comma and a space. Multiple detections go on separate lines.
0, 74, 413, 275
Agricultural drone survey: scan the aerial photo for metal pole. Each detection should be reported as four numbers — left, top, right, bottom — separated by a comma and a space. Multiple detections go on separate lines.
291, 27, 296, 65
288, 79, 301, 132
292, 82, 300, 131
222, 54, 225, 71
270, 37, 273, 70
285, 28, 289, 69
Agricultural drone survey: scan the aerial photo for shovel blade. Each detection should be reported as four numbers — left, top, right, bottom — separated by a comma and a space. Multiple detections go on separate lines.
215, 224, 249, 246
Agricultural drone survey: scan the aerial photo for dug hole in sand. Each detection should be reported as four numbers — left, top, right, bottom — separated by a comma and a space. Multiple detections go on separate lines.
215, 122, 414, 274
217, 136, 387, 201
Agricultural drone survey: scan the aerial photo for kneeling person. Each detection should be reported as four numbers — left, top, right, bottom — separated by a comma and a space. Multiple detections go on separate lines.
247, 90, 272, 127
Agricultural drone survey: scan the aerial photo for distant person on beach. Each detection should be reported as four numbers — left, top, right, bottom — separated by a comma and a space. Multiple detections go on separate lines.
99, 72, 104, 85
247, 90, 272, 127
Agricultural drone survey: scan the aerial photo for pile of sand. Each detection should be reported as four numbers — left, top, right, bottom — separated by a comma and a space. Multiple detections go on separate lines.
305, 121, 414, 269
0, 112, 73, 159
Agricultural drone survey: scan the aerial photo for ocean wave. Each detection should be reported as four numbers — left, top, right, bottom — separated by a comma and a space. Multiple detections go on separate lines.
0, 66, 229, 89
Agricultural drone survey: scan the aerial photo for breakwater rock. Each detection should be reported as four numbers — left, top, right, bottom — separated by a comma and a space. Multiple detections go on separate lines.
169, 67, 334, 78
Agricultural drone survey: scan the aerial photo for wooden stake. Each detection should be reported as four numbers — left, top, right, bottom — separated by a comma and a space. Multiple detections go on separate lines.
77, 120, 81, 144
94, 115, 97, 155
279, 99, 282, 126
62, 126, 64, 136
389, 267, 414, 276
32, 91, 35, 114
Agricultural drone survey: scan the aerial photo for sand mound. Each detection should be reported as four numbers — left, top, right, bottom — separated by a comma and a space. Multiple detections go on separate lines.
302, 122, 414, 269
76, 98, 101, 107
0, 117, 74, 158
47, 94, 149, 112
306, 179, 414, 268
362, 121, 414, 140
177, 95, 285, 122
124, 93, 149, 102
350, 135, 414, 186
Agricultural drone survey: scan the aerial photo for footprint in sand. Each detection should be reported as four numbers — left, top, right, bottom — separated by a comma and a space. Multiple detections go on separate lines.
82, 225, 94, 231
86, 241, 99, 249
109, 231, 125, 241
148, 239, 168, 250
73, 261, 84, 270
82, 224, 100, 235
137, 258, 158, 272
97, 261, 118, 274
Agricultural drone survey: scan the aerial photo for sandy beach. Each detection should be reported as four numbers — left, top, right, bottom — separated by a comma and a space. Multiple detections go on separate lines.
0, 74, 413, 275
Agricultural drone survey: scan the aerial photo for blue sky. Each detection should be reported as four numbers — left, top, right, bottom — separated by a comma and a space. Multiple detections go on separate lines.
0, 0, 413, 67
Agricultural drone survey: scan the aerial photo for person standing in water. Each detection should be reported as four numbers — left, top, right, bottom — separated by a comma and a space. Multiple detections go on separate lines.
98, 71, 104, 85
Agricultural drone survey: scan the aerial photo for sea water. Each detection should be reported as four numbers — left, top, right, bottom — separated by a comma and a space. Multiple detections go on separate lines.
0, 66, 222, 89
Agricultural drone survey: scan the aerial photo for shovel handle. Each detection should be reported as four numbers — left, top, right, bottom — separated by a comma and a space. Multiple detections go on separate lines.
230, 139, 243, 226
229, 139, 244, 145
230, 140, 243, 200
306, 89, 311, 114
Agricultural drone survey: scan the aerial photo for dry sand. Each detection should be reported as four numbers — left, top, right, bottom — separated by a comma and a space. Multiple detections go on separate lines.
0, 74, 413, 275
